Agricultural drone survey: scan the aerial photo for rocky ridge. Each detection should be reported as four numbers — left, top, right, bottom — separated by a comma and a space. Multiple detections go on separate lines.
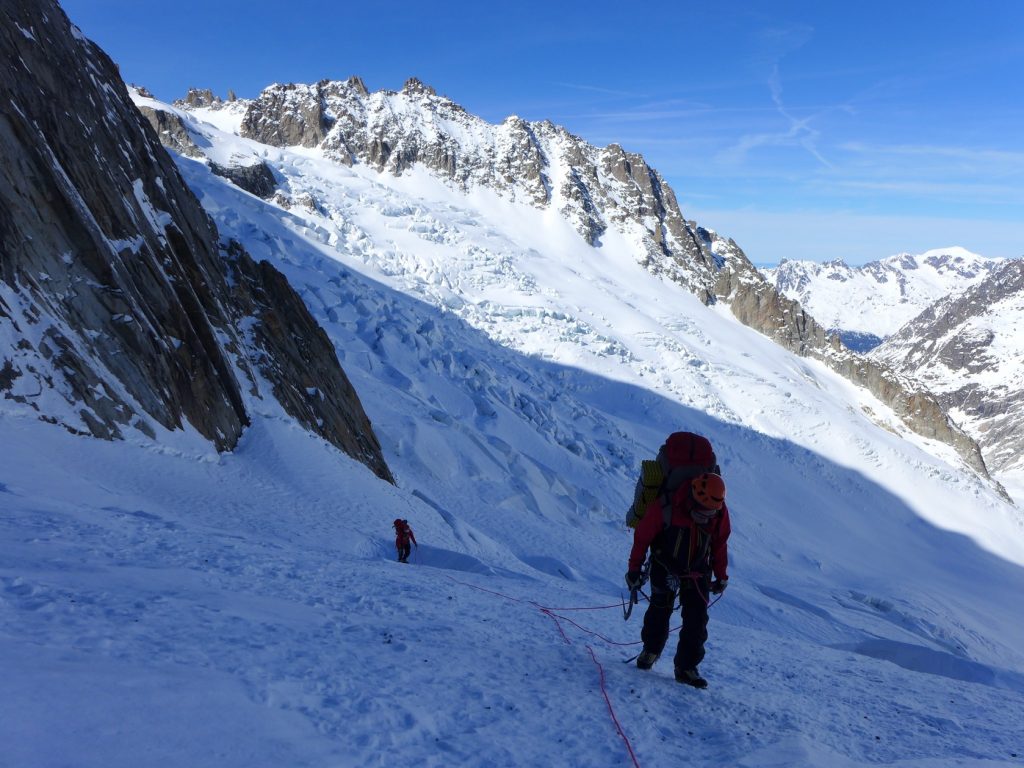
134, 97, 278, 200
871, 258, 1024, 478
237, 77, 719, 298
167, 77, 993, 482
0, 1, 392, 482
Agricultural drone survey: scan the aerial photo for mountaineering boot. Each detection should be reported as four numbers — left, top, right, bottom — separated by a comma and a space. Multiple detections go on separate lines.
674, 668, 708, 688
636, 650, 660, 670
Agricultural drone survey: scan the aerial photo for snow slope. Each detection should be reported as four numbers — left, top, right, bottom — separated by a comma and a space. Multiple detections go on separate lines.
4, 414, 1024, 768
2, 92, 1024, 767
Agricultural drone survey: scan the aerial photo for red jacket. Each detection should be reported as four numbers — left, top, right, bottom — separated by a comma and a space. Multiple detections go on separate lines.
628, 493, 730, 581
395, 522, 417, 547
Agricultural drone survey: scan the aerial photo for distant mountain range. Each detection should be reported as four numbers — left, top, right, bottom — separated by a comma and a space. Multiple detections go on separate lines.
763, 248, 1006, 352
871, 258, 1024, 483
765, 249, 1022, 494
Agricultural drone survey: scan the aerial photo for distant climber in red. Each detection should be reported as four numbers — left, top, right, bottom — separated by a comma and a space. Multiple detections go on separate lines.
394, 518, 417, 563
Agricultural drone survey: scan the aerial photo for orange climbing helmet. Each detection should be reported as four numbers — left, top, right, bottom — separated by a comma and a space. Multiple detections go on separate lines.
691, 473, 726, 511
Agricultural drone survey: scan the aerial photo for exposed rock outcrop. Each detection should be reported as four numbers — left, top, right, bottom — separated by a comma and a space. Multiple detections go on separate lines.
221, 241, 393, 480
209, 161, 278, 199
240, 81, 329, 148
710, 234, 834, 356
137, 104, 204, 158
136, 97, 277, 199
177, 87, 223, 109
0, 1, 393, 482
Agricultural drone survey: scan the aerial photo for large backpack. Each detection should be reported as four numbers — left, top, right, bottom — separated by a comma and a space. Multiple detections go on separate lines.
394, 519, 412, 543
649, 482, 719, 577
625, 432, 720, 528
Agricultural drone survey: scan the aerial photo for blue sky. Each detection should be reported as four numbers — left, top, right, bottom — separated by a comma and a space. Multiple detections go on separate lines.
61, 0, 1024, 265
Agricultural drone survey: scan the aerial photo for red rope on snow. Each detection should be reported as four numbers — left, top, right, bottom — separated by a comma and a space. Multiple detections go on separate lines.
444, 575, 643, 766
587, 644, 642, 768
538, 607, 572, 645
443, 575, 525, 603
443, 570, 726, 768
531, 603, 668, 646
443, 575, 682, 644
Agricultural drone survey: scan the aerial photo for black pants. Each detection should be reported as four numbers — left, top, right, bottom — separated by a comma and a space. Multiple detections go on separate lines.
640, 564, 710, 671
397, 543, 411, 562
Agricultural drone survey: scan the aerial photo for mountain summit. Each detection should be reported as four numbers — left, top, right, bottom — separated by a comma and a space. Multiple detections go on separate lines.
236, 76, 722, 297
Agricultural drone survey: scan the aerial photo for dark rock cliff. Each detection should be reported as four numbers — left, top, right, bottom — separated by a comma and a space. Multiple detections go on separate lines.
0, 0, 393, 482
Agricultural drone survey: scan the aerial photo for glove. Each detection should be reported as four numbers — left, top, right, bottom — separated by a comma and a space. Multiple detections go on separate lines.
625, 571, 645, 590
710, 578, 728, 595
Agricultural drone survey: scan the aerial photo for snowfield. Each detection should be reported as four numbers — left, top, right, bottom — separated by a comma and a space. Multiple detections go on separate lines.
2, 92, 1023, 767
4, 412, 1024, 767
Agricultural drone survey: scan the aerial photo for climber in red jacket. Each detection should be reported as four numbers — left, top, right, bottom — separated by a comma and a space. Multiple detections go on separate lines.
626, 472, 731, 688
394, 518, 417, 563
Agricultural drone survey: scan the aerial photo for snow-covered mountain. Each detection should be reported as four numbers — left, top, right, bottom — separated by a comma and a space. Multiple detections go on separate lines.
4, 5, 1024, 766
871, 258, 1024, 499
764, 249, 1006, 351
145, 80, 994, 482
131, 79, 1024, 760
165, 78, 724, 302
